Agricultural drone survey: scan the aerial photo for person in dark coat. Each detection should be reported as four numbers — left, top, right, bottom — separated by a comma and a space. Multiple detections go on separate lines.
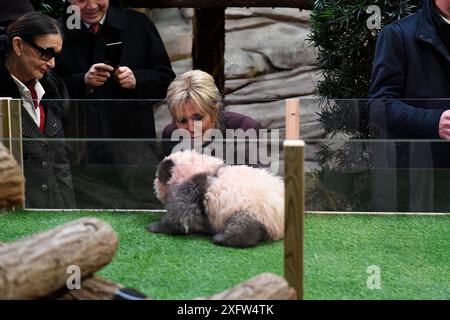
54, 0, 175, 208
0, 0, 34, 28
0, 12, 76, 209
162, 70, 262, 167
368, 0, 450, 211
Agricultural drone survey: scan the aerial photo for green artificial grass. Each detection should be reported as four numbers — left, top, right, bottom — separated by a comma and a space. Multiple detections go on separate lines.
0, 211, 448, 300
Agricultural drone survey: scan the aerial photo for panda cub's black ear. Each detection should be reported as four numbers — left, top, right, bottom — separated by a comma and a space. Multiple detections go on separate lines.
157, 159, 175, 184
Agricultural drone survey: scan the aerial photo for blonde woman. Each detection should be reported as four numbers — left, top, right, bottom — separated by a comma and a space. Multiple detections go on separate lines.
162, 70, 261, 159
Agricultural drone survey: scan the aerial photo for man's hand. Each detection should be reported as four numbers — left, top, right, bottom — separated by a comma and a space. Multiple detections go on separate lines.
84, 63, 114, 88
114, 66, 136, 89
438, 110, 450, 140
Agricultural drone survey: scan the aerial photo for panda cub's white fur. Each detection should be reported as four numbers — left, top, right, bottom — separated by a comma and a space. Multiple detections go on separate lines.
149, 150, 284, 248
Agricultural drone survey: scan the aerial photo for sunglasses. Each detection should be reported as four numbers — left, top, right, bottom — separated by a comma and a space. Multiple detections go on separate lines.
23, 39, 58, 62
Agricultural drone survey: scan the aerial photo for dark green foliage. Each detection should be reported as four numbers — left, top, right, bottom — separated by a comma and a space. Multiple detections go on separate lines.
309, 0, 419, 101
309, 0, 420, 141
30, 0, 65, 18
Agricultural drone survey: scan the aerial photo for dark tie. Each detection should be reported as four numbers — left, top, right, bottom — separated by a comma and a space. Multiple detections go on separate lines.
89, 23, 101, 35
28, 85, 45, 134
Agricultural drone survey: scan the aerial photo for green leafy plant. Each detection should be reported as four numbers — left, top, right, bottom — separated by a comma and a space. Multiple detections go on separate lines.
307, 0, 420, 210
309, 0, 419, 153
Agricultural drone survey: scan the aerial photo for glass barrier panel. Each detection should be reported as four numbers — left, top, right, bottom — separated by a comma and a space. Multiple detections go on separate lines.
0, 97, 448, 300
1, 97, 449, 212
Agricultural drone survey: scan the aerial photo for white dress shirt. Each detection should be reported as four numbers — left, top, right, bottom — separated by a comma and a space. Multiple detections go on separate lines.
10, 74, 45, 128
83, 14, 106, 30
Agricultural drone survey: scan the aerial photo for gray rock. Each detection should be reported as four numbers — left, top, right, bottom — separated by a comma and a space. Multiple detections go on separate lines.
171, 58, 193, 76
226, 23, 316, 69
225, 66, 319, 101
181, 8, 194, 20
151, 8, 190, 24
225, 48, 273, 79
226, 8, 311, 24
226, 17, 274, 32
225, 78, 254, 94
157, 23, 192, 61
153, 9, 192, 61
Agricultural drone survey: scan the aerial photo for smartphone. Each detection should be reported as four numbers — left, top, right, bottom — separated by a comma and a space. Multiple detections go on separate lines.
104, 42, 123, 70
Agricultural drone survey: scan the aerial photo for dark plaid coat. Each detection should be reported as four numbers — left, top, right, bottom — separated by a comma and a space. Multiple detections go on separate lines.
0, 65, 76, 208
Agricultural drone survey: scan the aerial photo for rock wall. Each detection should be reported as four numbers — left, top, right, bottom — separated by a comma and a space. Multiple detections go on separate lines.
151, 8, 325, 173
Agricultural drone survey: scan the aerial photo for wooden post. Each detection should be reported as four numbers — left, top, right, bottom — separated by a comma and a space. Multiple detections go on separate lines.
0, 98, 25, 210
0, 99, 22, 165
285, 98, 300, 140
1, 98, 12, 151
284, 139, 305, 300
193, 8, 225, 95
8, 99, 23, 173
0, 98, 24, 210
0, 142, 25, 210
0, 218, 118, 299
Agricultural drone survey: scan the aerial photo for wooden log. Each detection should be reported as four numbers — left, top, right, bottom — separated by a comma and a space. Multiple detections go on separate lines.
0, 218, 118, 299
199, 273, 296, 300
0, 142, 24, 209
0, 248, 149, 301
122, 0, 314, 9
46, 276, 123, 300
55, 273, 292, 300
284, 140, 305, 299
47, 275, 149, 300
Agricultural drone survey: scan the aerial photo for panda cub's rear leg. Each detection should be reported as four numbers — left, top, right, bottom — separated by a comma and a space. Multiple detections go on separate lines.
213, 212, 270, 248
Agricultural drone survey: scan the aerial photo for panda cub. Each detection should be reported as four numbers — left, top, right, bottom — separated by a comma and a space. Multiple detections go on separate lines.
148, 150, 284, 248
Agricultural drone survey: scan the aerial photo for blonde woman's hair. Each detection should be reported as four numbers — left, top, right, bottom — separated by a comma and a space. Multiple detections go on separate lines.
166, 70, 223, 127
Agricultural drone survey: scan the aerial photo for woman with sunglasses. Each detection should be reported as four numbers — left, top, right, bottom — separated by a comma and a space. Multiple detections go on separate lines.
0, 12, 76, 209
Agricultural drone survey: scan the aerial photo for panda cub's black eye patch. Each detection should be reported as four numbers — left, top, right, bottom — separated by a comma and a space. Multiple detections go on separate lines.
157, 159, 175, 184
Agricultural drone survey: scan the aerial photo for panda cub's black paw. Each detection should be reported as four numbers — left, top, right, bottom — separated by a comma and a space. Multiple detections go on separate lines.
212, 233, 227, 246
213, 233, 253, 248
147, 222, 162, 233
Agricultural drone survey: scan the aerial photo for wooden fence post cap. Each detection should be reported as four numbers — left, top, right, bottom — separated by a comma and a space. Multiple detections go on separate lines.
283, 140, 305, 147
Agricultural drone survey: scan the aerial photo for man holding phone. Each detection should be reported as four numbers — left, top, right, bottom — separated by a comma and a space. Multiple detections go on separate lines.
57, 0, 174, 99
55, 0, 175, 208
85, 43, 136, 90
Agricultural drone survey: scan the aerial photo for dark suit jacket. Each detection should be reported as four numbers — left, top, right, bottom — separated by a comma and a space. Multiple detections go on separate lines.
55, 0, 175, 145
52, 0, 174, 208
369, 0, 450, 168
0, 65, 76, 209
